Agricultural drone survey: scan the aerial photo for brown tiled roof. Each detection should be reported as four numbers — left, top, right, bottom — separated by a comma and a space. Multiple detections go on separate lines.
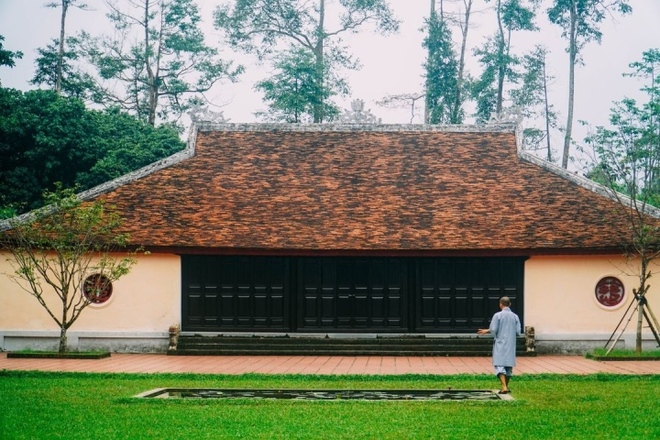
92, 124, 655, 254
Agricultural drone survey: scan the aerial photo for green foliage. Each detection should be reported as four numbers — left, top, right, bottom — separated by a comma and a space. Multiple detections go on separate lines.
471, 35, 506, 123
214, 0, 399, 59
510, 45, 559, 160
78, 0, 242, 125
423, 9, 460, 124
214, 0, 399, 122
0, 186, 139, 353
30, 37, 97, 100
0, 35, 23, 69
471, 0, 539, 122
1, 372, 660, 439
547, 0, 632, 55
547, 0, 632, 168
76, 109, 185, 189
584, 49, 660, 209
255, 48, 347, 123
0, 88, 184, 214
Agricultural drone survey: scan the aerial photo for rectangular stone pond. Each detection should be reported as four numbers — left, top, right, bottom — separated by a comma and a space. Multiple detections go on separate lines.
135, 388, 513, 401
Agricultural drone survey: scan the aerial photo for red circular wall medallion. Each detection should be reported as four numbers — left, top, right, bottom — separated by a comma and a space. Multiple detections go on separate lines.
83, 274, 113, 304
595, 277, 624, 307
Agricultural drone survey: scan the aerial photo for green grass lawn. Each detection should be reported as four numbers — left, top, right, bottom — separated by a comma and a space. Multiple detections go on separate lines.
587, 348, 660, 359
1, 371, 659, 439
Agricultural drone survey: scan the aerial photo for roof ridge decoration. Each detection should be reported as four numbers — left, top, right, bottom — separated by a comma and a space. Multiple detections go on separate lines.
518, 149, 660, 219
488, 106, 524, 125
188, 103, 228, 124
338, 99, 382, 124
195, 122, 519, 133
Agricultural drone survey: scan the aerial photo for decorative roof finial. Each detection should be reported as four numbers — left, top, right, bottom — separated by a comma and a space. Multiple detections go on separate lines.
487, 107, 523, 124
189, 103, 228, 124
339, 99, 382, 124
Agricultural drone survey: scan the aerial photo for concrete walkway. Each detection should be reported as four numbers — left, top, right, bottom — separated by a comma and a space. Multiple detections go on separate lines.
1, 352, 659, 375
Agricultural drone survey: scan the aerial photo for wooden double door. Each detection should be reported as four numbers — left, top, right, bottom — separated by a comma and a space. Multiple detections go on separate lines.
182, 256, 524, 333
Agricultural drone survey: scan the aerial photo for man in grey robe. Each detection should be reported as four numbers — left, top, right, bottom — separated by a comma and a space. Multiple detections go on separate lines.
478, 296, 521, 394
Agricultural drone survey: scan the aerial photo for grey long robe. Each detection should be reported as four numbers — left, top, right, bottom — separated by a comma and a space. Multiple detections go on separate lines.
489, 307, 521, 367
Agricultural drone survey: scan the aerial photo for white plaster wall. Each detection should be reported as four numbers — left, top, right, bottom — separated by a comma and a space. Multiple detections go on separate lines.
2, 250, 659, 353
525, 255, 660, 352
0, 251, 180, 351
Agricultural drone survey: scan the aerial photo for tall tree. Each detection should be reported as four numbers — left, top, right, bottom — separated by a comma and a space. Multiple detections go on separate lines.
452, 0, 475, 124
547, 0, 632, 169
0, 186, 139, 353
44, 0, 89, 95
214, 0, 399, 123
254, 47, 348, 123
424, 0, 460, 124
31, 36, 97, 100
472, 0, 538, 122
80, 0, 241, 125
584, 49, 660, 352
510, 45, 559, 161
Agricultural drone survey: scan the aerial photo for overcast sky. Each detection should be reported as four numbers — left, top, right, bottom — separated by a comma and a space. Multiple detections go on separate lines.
0, 0, 658, 155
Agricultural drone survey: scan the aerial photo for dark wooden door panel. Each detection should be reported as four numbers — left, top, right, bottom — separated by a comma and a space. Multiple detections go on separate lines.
182, 256, 290, 331
183, 256, 524, 333
297, 257, 408, 331
414, 257, 524, 332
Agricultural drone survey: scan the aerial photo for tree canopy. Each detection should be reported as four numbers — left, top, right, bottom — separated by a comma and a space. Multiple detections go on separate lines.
547, 0, 632, 168
214, 0, 399, 122
0, 88, 184, 216
0, 35, 23, 86
60, 0, 243, 126
254, 47, 348, 123
423, 2, 460, 124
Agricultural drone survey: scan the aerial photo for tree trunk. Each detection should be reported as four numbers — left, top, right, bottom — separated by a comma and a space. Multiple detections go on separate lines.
56, 0, 69, 95
451, 0, 472, 124
542, 51, 552, 162
313, 0, 326, 123
495, 0, 505, 116
636, 259, 650, 352
562, 3, 577, 169
636, 299, 644, 353
144, 0, 158, 126
58, 326, 67, 353
424, 0, 436, 124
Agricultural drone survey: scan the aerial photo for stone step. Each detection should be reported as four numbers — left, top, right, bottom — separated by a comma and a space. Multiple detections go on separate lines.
170, 335, 533, 357
177, 336, 499, 345
169, 349, 495, 357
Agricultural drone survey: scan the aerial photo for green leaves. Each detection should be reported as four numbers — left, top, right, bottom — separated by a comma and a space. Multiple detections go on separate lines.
31, 37, 97, 100
215, 0, 399, 122
72, 0, 242, 126
547, 0, 632, 55
423, 12, 460, 124
585, 49, 660, 209
0, 89, 185, 214
254, 47, 347, 123
470, 0, 539, 122
0, 35, 23, 69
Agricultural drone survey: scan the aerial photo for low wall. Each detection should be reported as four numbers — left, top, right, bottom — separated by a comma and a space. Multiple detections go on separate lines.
0, 330, 169, 353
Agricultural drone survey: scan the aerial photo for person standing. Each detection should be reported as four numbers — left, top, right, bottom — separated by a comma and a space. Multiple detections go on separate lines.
477, 296, 521, 394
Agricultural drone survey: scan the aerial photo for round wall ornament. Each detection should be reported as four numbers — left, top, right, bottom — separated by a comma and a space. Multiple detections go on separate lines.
595, 277, 625, 307
82, 274, 113, 304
